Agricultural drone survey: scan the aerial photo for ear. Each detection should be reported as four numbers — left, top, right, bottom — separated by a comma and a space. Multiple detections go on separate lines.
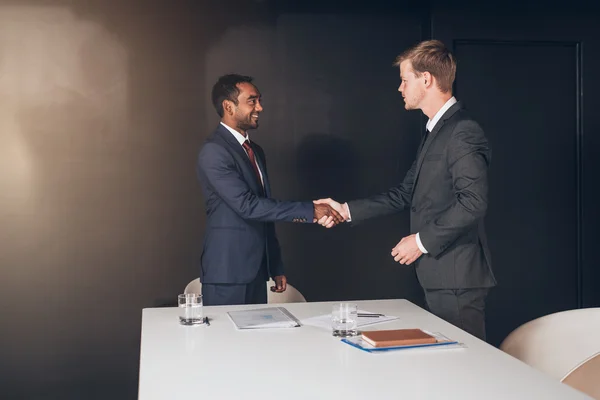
223, 100, 235, 115
423, 71, 433, 88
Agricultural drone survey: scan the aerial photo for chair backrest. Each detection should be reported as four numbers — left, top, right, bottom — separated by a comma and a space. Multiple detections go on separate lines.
183, 278, 306, 304
561, 352, 600, 399
266, 279, 307, 303
184, 278, 201, 294
499, 308, 600, 380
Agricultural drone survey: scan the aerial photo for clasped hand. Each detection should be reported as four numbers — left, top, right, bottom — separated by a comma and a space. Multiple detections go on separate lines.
312, 198, 349, 228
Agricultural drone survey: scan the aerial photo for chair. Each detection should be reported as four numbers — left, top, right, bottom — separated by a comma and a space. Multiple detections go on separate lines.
561, 352, 600, 399
499, 308, 600, 380
266, 279, 307, 303
184, 278, 201, 294
183, 278, 307, 304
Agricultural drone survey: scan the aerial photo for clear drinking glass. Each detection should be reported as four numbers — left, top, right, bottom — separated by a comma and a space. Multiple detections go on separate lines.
178, 293, 203, 325
332, 302, 358, 337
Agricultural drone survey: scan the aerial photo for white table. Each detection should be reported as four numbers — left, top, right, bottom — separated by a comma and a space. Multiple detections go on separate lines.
138, 299, 591, 399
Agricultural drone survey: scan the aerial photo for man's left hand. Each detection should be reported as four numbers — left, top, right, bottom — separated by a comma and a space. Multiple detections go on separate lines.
391, 234, 423, 265
271, 275, 287, 292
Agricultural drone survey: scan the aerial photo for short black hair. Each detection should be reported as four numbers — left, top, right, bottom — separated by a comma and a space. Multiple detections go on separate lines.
211, 74, 254, 117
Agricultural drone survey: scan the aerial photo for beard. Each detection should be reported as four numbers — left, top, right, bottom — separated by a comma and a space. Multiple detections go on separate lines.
234, 113, 259, 131
404, 88, 425, 110
236, 120, 258, 131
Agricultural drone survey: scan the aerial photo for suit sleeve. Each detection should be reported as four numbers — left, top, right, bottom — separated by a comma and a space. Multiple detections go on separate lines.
197, 143, 314, 223
346, 158, 417, 224
266, 223, 285, 277
259, 147, 285, 277
418, 121, 490, 258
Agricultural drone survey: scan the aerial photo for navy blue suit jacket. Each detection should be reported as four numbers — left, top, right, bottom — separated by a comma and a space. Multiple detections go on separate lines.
196, 124, 314, 284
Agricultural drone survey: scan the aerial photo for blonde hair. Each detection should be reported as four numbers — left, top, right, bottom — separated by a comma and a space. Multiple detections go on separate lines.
394, 40, 456, 93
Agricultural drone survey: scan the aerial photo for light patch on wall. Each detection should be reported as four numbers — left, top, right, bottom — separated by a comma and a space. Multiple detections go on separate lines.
0, 6, 128, 207
0, 5, 131, 383
0, 6, 128, 279
0, 119, 33, 203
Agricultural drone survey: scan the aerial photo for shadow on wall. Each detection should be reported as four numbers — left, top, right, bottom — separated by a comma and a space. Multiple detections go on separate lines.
295, 132, 361, 201
287, 131, 424, 306
286, 133, 361, 301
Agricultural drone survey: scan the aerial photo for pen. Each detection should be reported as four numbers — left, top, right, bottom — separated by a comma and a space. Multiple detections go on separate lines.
358, 313, 384, 317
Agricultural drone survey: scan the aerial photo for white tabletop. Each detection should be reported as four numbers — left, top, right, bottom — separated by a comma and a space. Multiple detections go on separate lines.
138, 299, 591, 399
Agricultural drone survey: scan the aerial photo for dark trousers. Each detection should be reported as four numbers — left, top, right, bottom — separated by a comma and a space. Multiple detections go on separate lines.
424, 288, 490, 341
202, 266, 268, 306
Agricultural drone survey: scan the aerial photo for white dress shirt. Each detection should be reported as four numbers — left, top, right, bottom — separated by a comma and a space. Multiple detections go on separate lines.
220, 122, 264, 187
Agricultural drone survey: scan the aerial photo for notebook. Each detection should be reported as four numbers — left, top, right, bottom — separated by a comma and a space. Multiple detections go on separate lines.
361, 328, 437, 347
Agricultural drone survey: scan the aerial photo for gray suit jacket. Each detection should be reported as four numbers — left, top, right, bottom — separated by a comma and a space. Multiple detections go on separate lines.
348, 102, 496, 289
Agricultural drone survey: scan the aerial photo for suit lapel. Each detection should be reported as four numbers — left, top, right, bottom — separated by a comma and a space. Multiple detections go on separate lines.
412, 102, 463, 192
252, 144, 271, 197
215, 125, 264, 196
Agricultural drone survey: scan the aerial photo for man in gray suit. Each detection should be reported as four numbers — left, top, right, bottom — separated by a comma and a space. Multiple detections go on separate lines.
316, 40, 496, 340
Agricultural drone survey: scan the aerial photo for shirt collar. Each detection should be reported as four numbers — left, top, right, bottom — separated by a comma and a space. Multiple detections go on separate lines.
426, 96, 457, 132
220, 122, 250, 146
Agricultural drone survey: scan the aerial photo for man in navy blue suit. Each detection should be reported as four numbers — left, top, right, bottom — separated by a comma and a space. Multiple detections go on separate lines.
196, 74, 342, 306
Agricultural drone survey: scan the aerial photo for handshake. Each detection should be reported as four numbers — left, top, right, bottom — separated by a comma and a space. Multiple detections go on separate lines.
312, 198, 349, 228
311, 198, 423, 265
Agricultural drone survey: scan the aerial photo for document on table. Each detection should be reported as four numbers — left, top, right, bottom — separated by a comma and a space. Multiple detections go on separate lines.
301, 310, 399, 330
227, 307, 301, 329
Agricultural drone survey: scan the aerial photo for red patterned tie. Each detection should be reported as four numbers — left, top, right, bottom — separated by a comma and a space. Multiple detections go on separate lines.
242, 140, 264, 191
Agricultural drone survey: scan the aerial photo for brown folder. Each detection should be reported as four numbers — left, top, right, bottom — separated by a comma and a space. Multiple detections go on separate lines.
361, 329, 437, 347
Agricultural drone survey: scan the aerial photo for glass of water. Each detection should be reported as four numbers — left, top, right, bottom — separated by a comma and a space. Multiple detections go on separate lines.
178, 293, 203, 325
332, 302, 358, 337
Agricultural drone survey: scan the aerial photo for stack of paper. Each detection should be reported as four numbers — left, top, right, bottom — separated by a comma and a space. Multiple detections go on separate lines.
301, 309, 399, 330
227, 307, 301, 329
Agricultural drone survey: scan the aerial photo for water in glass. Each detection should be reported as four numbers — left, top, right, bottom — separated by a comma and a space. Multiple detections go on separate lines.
332, 303, 358, 337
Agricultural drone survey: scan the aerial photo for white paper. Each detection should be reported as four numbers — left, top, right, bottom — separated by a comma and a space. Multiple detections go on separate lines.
301, 309, 399, 330
227, 307, 300, 329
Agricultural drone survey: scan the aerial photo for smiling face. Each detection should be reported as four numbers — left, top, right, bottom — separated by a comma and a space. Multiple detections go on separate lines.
398, 60, 426, 111
227, 82, 263, 133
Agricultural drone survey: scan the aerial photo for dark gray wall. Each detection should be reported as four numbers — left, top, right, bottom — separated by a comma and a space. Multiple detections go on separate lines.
0, 1, 598, 398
